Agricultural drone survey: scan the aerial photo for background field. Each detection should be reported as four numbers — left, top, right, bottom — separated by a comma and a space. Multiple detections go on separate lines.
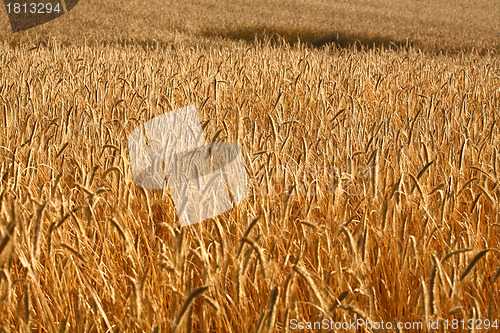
0, 1, 499, 332
0, 0, 499, 51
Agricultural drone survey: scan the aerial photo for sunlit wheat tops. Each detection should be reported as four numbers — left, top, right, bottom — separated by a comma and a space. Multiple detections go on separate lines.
0, 37, 498, 332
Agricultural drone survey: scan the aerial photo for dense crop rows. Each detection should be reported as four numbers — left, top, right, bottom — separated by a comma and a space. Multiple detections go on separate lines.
0, 38, 498, 332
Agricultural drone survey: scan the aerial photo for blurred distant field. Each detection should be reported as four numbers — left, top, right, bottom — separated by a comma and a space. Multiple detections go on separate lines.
0, 1, 499, 333
0, 0, 498, 51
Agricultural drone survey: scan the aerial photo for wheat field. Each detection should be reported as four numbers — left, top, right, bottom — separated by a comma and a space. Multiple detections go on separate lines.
0, 1, 499, 332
